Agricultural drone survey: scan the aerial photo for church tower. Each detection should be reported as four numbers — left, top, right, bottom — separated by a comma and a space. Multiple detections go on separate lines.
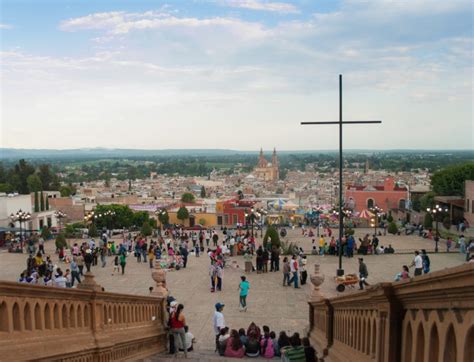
272, 148, 280, 180
364, 158, 369, 174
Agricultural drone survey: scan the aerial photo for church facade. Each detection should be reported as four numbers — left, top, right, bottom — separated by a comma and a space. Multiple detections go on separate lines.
253, 148, 279, 182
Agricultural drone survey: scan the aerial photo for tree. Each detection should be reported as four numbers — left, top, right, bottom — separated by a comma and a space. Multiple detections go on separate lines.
60, 185, 76, 197
40, 191, 45, 211
431, 163, 474, 196
387, 222, 398, 235
88, 223, 98, 237
442, 216, 451, 230
45, 196, 49, 210
181, 192, 195, 203
0, 183, 13, 193
237, 190, 244, 200
158, 210, 169, 226
423, 213, 433, 229
141, 221, 152, 236
34, 191, 40, 213
200, 186, 206, 198
40, 226, 51, 240
177, 206, 189, 223
149, 218, 157, 229
420, 191, 436, 211
13, 159, 35, 194
199, 218, 206, 226
55, 233, 67, 250
263, 226, 281, 249
387, 211, 393, 223
132, 211, 150, 228
27, 174, 42, 193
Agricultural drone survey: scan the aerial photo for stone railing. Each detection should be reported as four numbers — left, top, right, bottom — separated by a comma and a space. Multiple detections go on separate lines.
308, 263, 474, 362
0, 265, 169, 361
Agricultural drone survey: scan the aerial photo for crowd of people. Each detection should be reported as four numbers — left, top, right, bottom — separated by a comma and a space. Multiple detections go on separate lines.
212, 303, 320, 361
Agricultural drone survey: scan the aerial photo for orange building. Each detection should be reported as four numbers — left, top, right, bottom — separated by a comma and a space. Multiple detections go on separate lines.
345, 177, 408, 213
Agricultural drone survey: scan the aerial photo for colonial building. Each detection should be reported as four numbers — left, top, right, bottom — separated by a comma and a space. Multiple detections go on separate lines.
253, 148, 279, 182
345, 177, 408, 213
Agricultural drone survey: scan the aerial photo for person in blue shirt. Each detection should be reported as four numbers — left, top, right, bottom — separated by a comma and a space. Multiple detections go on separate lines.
238, 276, 250, 312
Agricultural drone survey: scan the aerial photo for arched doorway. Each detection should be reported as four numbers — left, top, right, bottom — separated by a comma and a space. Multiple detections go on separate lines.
367, 198, 374, 209
464, 326, 474, 362
404, 323, 413, 362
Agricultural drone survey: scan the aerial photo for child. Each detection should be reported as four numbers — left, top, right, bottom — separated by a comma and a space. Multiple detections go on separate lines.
195, 244, 200, 257
113, 256, 120, 275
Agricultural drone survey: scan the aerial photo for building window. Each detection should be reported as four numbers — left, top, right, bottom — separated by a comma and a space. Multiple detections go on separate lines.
367, 198, 374, 209
217, 216, 223, 225
47, 218, 52, 227
39, 219, 44, 229
232, 214, 238, 225
224, 215, 229, 225
467, 199, 470, 212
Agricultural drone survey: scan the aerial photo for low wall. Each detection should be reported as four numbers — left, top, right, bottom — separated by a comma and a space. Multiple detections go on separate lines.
0, 280, 168, 361
309, 263, 474, 362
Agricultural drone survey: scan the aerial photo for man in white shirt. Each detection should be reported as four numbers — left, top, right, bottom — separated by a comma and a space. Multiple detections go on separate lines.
410, 250, 423, 276
213, 303, 225, 352
288, 255, 299, 288
54, 271, 67, 288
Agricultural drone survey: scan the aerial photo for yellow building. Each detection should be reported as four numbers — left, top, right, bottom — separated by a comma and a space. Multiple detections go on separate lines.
168, 211, 217, 227
253, 148, 279, 182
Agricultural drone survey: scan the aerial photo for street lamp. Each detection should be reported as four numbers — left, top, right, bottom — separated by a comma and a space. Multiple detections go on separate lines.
426, 204, 448, 253
155, 208, 168, 235
10, 209, 32, 249
369, 206, 383, 235
54, 210, 67, 232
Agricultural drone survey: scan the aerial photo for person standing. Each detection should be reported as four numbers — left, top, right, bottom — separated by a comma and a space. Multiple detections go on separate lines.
120, 252, 127, 275
410, 250, 423, 276
238, 276, 250, 312
282, 257, 290, 286
288, 255, 299, 288
70, 257, 81, 287
170, 304, 187, 359
213, 303, 226, 352
84, 249, 93, 273
421, 249, 430, 274
358, 258, 369, 290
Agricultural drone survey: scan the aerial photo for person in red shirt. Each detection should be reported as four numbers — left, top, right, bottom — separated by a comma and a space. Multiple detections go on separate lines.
170, 304, 188, 358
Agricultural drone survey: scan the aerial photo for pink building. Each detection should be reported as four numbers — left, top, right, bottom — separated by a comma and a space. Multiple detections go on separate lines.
345, 177, 408, 213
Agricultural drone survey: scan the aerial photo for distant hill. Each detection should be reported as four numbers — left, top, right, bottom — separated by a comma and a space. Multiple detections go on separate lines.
0, 148, 472, 161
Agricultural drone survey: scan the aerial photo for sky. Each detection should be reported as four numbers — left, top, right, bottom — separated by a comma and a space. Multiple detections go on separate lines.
0, 0, 472, 151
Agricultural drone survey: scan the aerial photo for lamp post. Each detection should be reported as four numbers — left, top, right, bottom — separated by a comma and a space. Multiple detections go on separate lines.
369, 206, 383, 235
54, 210, 67, 232
10, 209, 32, 250
155, 208, 167, 235
426, 204, 448, 253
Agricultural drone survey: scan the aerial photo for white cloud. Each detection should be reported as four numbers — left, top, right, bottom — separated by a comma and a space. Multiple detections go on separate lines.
60, 11, 270, 40
224, 0, 299, 13
0, 23, 13, 29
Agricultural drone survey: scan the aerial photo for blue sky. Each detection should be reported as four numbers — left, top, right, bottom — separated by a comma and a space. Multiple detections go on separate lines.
1, 0, 472, 150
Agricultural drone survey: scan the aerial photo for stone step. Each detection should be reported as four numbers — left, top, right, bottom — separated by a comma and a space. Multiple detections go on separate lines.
143, 348, 281, 361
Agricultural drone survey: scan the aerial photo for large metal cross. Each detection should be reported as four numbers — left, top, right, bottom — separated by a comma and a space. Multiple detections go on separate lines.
301, 74, 381, 277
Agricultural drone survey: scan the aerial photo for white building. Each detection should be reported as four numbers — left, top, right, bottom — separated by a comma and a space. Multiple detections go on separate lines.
0, 193, 58, 231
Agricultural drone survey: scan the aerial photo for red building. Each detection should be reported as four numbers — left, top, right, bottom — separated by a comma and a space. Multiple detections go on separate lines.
216, 199, 256, 226
345, 177, 408, 213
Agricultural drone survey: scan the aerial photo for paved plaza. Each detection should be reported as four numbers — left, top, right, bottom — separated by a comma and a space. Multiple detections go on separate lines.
0, 228, 467, 353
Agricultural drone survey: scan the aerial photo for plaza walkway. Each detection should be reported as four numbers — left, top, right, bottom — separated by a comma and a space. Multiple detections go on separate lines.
0, 228, 467, 358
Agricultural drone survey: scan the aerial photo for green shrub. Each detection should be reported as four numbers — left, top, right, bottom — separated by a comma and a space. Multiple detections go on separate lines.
281, 241, 298, 255
55, 233, 67, 250
423, 213, 433, 229
387, 222, 398, 235
263, 226, 280, 248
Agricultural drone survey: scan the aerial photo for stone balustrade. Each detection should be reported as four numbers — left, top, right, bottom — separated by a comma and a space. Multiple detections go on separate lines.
308, 263, 474, 362
0, 273, 168, 361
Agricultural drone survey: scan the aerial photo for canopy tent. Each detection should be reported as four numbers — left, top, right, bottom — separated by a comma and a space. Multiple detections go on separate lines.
358, 209, 375, 219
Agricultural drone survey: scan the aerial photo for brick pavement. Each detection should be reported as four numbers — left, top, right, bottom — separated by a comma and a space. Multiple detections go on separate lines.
0, 228, 467, 354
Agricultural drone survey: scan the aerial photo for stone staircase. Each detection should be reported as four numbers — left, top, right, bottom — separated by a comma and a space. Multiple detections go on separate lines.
143, 348, 281, 361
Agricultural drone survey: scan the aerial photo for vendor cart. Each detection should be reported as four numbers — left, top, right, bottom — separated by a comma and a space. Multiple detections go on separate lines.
335, 273, 359, 292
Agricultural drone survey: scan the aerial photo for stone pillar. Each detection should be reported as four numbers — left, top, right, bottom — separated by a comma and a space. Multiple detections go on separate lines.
151, 261, 169, 328
77, 272, 103, 292
310, 263, 325, 302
